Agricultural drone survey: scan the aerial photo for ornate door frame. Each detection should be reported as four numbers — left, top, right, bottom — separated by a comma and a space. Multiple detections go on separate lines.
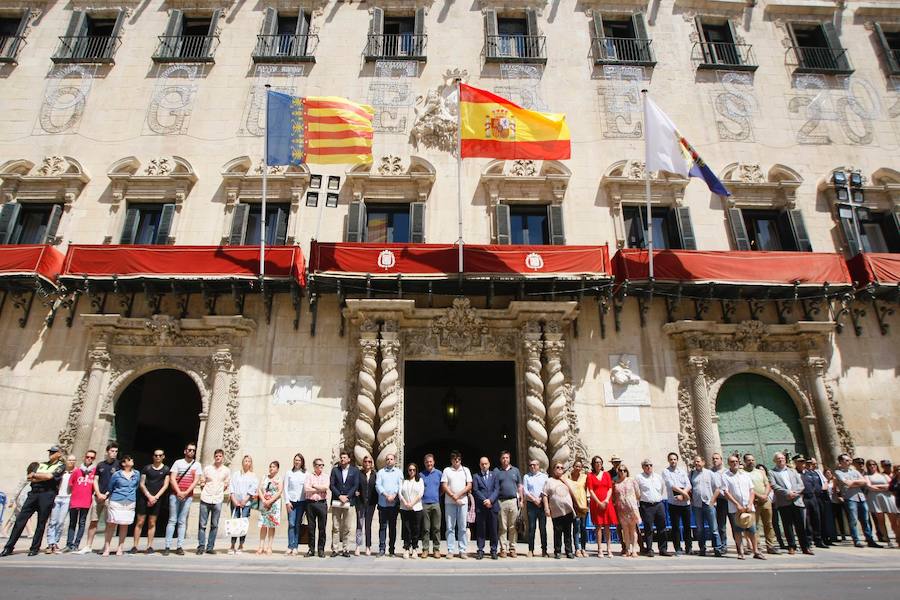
342, 298, 589, 470
664, 319, 853, 466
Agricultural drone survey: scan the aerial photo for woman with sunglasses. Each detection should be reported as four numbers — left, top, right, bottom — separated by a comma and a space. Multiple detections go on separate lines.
356, 455, 378, 556
542, 462, 577, 559
612, 464, 642, 558
587, 456, 617, 558
132, 449, 169, 554
399, 462, 425, 558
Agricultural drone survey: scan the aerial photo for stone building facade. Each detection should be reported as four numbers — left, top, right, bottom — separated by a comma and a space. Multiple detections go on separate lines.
0, 0, 898, 504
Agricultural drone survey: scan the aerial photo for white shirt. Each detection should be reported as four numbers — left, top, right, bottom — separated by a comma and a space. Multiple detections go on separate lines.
200, 464, 230, 504
284, 469, 307, 503
229, 470, 258, 502
399, 478, 425, 511
662, 466, 692, 506
723, 469, 755, 514
341, 466, 349, 483
440, 465, 472, 504
56, 471, 73, 500
636, 471, 665, 503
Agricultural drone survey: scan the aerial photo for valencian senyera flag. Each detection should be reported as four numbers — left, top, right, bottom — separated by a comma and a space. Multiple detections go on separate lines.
266, 91, 374, 165
644, 95, 730, 196
459, 84, 571, 160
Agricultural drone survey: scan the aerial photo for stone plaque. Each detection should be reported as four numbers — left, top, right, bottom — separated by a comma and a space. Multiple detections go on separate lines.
603, 353, 650, 406
272, 376, 314, 406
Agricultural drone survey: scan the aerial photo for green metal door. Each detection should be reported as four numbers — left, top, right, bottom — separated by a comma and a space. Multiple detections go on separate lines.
716, 373, 807, 463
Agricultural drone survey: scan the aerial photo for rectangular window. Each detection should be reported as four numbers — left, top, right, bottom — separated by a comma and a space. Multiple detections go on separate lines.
789, 22, 851, 73
509, 206, 549, 245
622, 206, 679, 250
365, 204, 410, 243
484, 9, 544, 63
874, 23, 900, 76
155, 9, 220, 62
0, 14, 27, 61
53, 9, 124, 63
0, 204, 63, 245
244, 203, 289, 246
592, 13, 653, 65
366, 8, 425, 60
254, 8, 312, 61
120, 203, 175, 245
698, 20, 743, 67
741, 210, 786, 251
856, 210, 900, 254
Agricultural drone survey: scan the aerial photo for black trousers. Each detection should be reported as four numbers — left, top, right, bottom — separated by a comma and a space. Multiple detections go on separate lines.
378, 505, 398, 553
715, 497, 729, 550
804, 495, 823, 544
551, 513, 574, 555
818, 492, 836, 542
668, 504, 692, 552
3, 490, 55, 554
306, 501, 327, 552
639, 501, 668, 554
475, 508, 499, 553
777, 505, 810, 551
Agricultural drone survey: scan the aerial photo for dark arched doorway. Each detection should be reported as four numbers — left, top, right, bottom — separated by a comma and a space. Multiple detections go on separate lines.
717, 373, 808, 463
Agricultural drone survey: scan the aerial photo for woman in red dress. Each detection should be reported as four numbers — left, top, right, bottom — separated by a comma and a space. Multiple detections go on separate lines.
587, 456, 618, 557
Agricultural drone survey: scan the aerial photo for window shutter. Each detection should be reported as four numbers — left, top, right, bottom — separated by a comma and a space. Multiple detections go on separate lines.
495, 203, 511, 245
163, 9, 183, 37
368, 7, 384, 56
43, 205, 64, 244
884, 211, 900, 253
229, 203, 249, 245
726, 20, 742, 65
786, 209, 812, 252
632, 12, 651, 62
203, 9, 222, 58
674, 206, 697, 250
838, 210, 861, 257
296, 9, 309, 56
821, 21, 850, 72
155, 204, 176, 245
120, 207, 140, 244
6, 10, 30, 58
592, 12, 605, 38
414, 7, 426, 55
526, 8, 539, 36
105, 8, 126, 59
347, 200, 365, 242
62, 10, 88, 59
161, 9, 183, 58
64, 10, 88, 38
548, 205, 565, 245
0, 203, 21, 245
261, 7, 277, 36
274, 207, 288, 245
727, 207, 751, 250
409, 202, 426, 243
484, 9, 498, 58
874, 23, 900, 75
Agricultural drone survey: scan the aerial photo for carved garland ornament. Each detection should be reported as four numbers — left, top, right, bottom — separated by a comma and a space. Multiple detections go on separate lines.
58, 374, 90, 452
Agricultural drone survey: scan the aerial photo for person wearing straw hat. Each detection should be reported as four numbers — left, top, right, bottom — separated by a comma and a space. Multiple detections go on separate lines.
722, 454, 765, 560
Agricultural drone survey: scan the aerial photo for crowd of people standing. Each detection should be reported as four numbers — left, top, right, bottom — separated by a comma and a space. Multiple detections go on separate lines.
2, 442, 899, 560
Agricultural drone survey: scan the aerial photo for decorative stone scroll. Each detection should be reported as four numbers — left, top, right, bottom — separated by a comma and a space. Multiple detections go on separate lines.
0, 156, 90, 205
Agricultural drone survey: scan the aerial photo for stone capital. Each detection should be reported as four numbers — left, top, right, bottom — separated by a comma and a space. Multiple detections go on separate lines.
88, 349, 111, 369
806, 357, 827, 376
687, 355, 709, 375
211, 349, 233, 372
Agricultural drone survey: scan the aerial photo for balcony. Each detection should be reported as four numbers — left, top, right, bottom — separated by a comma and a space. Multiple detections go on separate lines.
253, 33, 317, 63
52, 35, 120, 64
485, 34, 546, 64
592, 37, 655, 67
693, 41, 757, 72
0, 34, 25, 63
789, 45, 853, 75
364, 33, 427, 61
153, 35, 219, 63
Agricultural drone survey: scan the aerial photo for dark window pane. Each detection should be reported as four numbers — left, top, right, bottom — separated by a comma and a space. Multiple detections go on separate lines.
743, 210, 783, 251
245, 203, 289, 246
509, 206, 549, 245
133, 206, 162, 245
365, 204, 409, 243
10, 205, 52, 244
622, 206, 674, 249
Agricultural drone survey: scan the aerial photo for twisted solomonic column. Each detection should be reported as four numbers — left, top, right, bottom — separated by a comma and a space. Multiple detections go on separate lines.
375, 328, 401, 468
523, 332, 549, 471
688, 356, 720, 461
353, 335, 379, 466
542, 335, 571, 468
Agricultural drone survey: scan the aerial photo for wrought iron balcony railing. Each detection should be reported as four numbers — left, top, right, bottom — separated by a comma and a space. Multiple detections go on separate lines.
693, 41, 757, 71
0, 34, 25, 62
153, 35, 219, 62
789, 45, 853, 74
52, 35, 121, 63
364, 33, 427, 61
592, 36, 655, 66
253, 33, 317, 62
485, 34, 546, 63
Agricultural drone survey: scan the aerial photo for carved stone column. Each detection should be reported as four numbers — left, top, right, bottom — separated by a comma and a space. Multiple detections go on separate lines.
688, 356, 721, 460
807, 358, 841, 465
375, 323, 401, 468
201, 349, 233, 464
353, 325, 379, 465
73, 347, 110, 457
542, 329, 571, 468
523, 323, 549, 470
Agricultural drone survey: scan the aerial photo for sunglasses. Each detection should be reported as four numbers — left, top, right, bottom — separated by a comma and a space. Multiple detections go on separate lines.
314, 463, 324, 467
153, 453, 164, 457
554, 466, 564, 470
407, 468, 416, 472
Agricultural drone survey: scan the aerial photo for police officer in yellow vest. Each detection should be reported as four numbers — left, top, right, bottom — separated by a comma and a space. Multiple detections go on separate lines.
1, 445, 66, 557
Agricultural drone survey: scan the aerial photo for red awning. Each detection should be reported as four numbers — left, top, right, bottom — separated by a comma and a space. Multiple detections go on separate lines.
847, 253, 900, 286
613, 249, 852, 286
309, 242, 611, 278
0, 244, 65, 285
61, 245, 306, 286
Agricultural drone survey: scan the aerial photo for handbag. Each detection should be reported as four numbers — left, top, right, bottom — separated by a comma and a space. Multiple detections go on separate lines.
223, 517, 249, 538
466, 494, 476, 525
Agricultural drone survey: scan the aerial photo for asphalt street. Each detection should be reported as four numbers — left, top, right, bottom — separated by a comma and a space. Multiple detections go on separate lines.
0, 544, 898, 600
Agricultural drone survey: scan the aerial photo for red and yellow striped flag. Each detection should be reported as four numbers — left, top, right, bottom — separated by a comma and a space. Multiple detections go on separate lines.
267, 91, 374, 165
459, 84, 570, 160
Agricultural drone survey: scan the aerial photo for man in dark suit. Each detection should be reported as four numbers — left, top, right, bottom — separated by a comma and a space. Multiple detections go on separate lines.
473, 456, 500, 560
329, 451, 361, 557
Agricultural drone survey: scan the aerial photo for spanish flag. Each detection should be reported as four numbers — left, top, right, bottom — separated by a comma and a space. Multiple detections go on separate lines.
266, 91, 374, 166
459, 84, 570, 160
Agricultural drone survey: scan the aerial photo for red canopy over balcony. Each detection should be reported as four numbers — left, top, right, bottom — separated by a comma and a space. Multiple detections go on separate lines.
309, 242, 611, 278
61, 245, 305, 286
0, 244, 65, 286
612, 249, 852, 299
847, 253, 900, 287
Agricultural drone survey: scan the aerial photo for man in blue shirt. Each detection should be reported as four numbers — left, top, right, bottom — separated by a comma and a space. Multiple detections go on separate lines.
419, 453, 443, 558
375, 453, 402, 557
523, 459, 549, 557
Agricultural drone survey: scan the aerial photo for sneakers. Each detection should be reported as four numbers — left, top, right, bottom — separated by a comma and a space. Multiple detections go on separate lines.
206, 549, 216, 555
128, 547, 139, 555
76, 547, 92, 555
146, 547, 155, 555
753, 552, 766, 560
196, 548, 204, 556
175, 548, 185, 556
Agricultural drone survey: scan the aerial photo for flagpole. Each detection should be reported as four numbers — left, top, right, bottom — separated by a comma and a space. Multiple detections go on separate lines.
640, 89, 653, 280
455, 77, 464, 276
261, 84, 271, 280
